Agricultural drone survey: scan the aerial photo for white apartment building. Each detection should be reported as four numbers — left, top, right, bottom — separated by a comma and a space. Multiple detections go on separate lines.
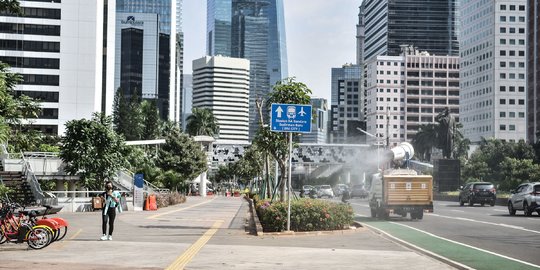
365, 50, 460, 146
0, 0, 114, 135
460, 0, 527, 144
192, 56, 250, 144
364, 56, 406, 147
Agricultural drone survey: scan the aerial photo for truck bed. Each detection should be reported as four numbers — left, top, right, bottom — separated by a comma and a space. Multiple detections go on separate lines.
383, 175, 433, 206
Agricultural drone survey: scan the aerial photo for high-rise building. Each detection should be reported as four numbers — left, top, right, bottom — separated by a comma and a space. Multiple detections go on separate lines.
330, 64, 362, 144
363, 0, 459, 61
192, 56, 250, 143
114, 0, 180, 122
364, 49, 460, 147
300, 97, 328, 144
206, 0, 288, 140
460, 0, 527, 144
527, 0, 540, 142
181, 74, 193, 131
0, 0, 113, 135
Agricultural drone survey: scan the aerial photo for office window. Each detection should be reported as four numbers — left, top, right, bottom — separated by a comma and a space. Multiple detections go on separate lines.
500, 112, 506, 118
500, 62, 506, 68
500, 4, 506, 10
500, 86, 506, 92
500, 39, 506, 45
509, 125, 515, 131
500, 16, 506, 22
500, 125, 506, 131
500, 73, 506, 79
509, 99, 515, 105
500, 99, 506, 105
500, 50, 506, 56
519, 99, 524, 105
500, 27, 506, 33
509, 112, 516, 118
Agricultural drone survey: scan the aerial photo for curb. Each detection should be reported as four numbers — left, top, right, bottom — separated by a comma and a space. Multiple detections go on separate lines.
244, 197, 264, 236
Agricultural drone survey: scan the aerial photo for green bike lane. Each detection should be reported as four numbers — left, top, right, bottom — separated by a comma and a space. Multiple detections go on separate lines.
356, 216, 540, 270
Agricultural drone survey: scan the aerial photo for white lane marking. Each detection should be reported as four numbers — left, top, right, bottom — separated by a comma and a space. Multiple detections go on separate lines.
360, 222, 473, 270
493, 209, 507, 212
392, 222, 540, 269
528, 218, 538, 221
427, 213, 540, 234
450, 210, 465, 213
355, 214, 368, 217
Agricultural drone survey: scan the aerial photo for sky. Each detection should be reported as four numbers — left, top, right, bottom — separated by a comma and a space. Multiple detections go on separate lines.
182, 0, 361, 103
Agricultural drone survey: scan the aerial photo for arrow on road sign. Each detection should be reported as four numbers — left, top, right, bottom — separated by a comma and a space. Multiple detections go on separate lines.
276, 106, 284, 118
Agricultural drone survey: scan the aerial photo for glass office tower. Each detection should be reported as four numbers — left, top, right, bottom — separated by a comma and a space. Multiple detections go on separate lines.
363, 0, 459, 61
207, 0, 288, 140
115, 0, 180, 121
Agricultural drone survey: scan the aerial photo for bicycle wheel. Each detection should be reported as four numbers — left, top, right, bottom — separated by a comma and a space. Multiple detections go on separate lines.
26, 226, 52, 249
56, 226, 68, 241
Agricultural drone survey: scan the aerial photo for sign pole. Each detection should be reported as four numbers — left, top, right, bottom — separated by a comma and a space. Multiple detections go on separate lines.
287, 132, 292, 232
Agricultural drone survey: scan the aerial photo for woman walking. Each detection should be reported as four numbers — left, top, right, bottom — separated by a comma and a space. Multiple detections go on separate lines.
100, 181, 122, 241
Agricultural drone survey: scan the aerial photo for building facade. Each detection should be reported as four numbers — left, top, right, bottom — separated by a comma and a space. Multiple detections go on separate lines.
364, 51, 460, 147
0, 0, 113, 135
207, 0, 287, 140
362, 0, 459, 61
460, 0, 527, 144
330, 64, 362, 144
114, 0, 180, 122
300, 97, 328, 144
192, 56, 250, 143
527, 0, 540, 142
181, 73, 192, 131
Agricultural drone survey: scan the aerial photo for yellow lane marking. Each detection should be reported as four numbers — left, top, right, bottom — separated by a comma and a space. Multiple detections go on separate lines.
147, 198, 216, 220
53, 228, 82, 250
165, 220, 223, 270
69, 229, 82, 240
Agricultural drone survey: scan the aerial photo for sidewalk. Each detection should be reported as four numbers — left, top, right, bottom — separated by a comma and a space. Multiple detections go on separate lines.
0, 196, 455, 270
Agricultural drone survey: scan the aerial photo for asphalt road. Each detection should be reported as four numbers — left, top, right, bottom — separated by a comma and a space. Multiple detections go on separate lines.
348, 198, 540, 267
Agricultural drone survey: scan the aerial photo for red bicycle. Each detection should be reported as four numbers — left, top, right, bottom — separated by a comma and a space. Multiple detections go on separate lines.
0, 202, 53, 249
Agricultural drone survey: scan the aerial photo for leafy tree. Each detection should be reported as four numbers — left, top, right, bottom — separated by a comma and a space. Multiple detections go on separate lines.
157, 129, 207, 189
235, 145, 264, 183
112, 89, 143, 140
0, 0, 21, 14
213, 163, 236, 183
141, 100, 161, 140
462, 138, 537, 190
499, 158, 540, 191
254, 78, 312, 201
186, 108, 219, 137
60, 113, 126, 190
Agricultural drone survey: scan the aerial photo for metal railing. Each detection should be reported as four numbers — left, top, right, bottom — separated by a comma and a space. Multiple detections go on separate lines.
20, 152, 45, 204
22, 152, 59, 158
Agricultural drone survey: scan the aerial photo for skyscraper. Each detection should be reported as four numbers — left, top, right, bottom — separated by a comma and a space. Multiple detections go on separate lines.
460, 0, 527, 144
300, 98, 328, 144
207, 0, 288, 140
114, 0, 180, 122
527, 0, 540, 142
330, 64, 362, 144
192, 56, 250, 143
0, 0, 113, 135
363, 0, 459, 61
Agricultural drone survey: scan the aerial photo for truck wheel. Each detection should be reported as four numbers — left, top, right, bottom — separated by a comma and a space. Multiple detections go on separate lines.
370, 208, 377, 218
490, 200, 495, 207
378, 208, 389, 220
459, 197, 464, 206
468, 197, 474, 206
416, 211, 424, 220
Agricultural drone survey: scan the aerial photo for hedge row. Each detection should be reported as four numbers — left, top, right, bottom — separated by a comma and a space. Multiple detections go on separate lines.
255, 199, 354, 232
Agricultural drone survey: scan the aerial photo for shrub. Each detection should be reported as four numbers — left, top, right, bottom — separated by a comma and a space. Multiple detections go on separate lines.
255, 199, 354, 232
155, 192, 186, 208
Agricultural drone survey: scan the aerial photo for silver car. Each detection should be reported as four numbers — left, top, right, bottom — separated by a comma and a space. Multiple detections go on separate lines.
318, 185, 334, 198
508, 182, 540, 216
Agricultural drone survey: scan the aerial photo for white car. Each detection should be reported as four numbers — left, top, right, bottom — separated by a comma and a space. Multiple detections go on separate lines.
317, 185, 334, 198
508, 182, 540, 216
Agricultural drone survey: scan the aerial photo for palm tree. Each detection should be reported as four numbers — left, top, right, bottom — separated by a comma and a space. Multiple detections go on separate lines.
412, 124, 438, 162
186, 108, 219, 137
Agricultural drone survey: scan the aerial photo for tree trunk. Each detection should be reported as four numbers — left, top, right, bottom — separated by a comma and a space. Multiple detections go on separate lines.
279, 161, 286, 202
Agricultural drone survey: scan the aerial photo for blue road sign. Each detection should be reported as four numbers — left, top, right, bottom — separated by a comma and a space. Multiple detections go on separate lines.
271, 103, 312, 133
